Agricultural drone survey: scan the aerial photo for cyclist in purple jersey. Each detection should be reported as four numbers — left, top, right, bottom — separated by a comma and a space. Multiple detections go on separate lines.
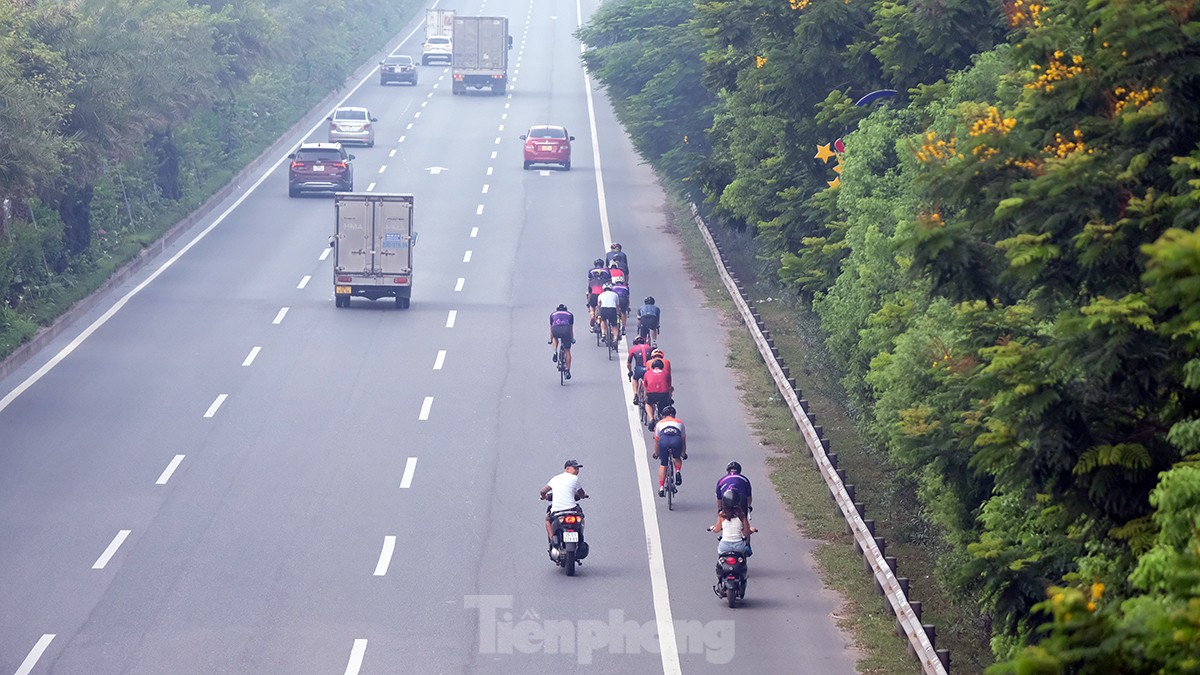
715, 461, 752, 513
548, 304, 575, 379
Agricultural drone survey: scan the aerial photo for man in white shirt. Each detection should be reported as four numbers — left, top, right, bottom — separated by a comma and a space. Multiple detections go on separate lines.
597, 284, 620, 343
540, 459, 588, 544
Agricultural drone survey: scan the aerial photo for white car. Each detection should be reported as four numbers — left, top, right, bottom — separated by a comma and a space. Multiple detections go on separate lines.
422, 36, 452, 65
327, 107, 377, 147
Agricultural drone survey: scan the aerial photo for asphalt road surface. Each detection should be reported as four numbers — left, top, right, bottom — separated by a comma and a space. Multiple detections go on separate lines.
0, 0, 859, 673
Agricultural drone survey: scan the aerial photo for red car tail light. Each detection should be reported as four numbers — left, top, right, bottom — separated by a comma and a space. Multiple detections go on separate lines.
330, 161, 347, 169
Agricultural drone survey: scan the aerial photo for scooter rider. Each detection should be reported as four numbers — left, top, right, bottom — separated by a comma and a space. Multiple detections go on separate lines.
540, 460, 588, 550
715, 461, 752, 513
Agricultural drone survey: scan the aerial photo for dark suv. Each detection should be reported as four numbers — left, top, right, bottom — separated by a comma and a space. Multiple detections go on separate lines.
287, 143, 354, 197
380, 55, 418, 85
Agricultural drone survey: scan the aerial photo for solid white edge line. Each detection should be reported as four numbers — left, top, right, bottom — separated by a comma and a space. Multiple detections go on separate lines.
156, 454, 186, 485
242, 346, 262, 366
399, 457, 418, 489
343, 638, 368, 675
272, 307, 289, 325
203, 394, 228, 418
418, 396, 434, 421
578, 0, 680, 669
92, 529, 131, 569
15, 634, 55, 675
373, 536, 397, 576
434, 350, 447, 369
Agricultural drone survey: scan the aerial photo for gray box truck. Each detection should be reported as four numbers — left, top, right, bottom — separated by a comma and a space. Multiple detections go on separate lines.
451, 16, 511, 95
331, 193, 416, 309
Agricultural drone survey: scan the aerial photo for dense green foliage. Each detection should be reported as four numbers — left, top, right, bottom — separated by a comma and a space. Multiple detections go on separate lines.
582, 0, 1200, 667
0, 0, 416, 354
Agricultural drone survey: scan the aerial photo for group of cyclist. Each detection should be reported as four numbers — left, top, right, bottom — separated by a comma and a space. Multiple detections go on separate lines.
544, 241, 758, 560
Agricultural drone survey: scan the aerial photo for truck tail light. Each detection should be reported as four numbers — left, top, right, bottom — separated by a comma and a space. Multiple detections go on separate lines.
336, 275, 353, 283
393, 277, 409, 284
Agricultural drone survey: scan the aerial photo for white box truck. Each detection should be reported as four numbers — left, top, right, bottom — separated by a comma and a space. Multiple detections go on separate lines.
422, 9, 455, 64
331, 193, 416, 309
451, 16, 511, 95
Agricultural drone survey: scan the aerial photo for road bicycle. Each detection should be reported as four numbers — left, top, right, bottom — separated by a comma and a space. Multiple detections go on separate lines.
635, 378, 648, 427
556, 341, 569, 385
664, 455, 678, 510
605, 320, 618, 360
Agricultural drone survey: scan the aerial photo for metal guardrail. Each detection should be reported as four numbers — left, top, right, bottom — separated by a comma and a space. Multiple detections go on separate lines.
690, 205, 950, 674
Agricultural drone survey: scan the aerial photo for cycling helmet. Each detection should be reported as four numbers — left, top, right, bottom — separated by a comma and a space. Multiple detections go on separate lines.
662, 405, 676, 417
721, 489, 743, 510
611, 242, 622, 250
726, 461, 742, 474
603, 283, 613, 290
651, 349, 665, 358
633, 336, 645, 345
644, 296, 655, 305
594, 258, 604, 267
556, 304, 568, 311
609, 259, 622, 267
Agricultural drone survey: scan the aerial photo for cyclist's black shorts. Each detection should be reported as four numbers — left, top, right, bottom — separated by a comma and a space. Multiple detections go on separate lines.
639, 314, 660, 330
645, 392, 671, 410
551, 325, 573, 346
631, 365, 646, 380
599, 307, 618, 324
587, 293, 600, 308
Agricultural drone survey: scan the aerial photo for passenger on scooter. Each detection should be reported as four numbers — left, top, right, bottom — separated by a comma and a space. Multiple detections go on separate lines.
711, 500, 756, 555
540, 459, 588, 547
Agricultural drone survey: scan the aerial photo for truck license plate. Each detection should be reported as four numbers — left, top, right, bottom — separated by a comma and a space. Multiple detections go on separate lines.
335, 285, 352, 294
562, 531, 579, 543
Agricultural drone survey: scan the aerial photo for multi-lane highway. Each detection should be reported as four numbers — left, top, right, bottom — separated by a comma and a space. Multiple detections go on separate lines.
0, 1, 859, 672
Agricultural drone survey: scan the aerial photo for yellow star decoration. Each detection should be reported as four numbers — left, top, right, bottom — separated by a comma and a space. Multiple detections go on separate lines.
815, 144, 835, 163
833, 162, 843, 174
827, 177, 841, 189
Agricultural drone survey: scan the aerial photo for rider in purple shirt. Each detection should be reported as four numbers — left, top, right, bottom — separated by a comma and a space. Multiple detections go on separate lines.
715, 461, 752, 513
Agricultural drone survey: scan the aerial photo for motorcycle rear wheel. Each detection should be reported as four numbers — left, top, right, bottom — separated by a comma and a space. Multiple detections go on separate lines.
565, 550, 577, 576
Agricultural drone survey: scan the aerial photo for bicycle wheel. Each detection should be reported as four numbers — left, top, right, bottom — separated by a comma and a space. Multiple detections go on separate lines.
666, 465, 675, 511
607, 328, 615, 360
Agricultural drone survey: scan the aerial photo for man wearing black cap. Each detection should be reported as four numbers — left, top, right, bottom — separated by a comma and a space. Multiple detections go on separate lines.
540, 460, 588, 546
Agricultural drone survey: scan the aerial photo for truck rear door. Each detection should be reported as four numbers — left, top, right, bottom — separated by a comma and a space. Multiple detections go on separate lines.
375, 196, 414, 275
336, 196, 374, 274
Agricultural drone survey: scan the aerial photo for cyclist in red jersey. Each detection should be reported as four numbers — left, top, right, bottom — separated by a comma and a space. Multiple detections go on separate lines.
642, 357, 673, 430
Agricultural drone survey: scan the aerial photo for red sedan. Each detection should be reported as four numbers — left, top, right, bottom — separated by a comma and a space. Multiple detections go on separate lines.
521, 125, 574, 170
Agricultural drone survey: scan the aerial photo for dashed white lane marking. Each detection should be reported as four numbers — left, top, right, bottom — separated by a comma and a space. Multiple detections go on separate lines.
421, 101, 429, 108
406, 123, 414, 130
504, 103, 510, 109
389, 149, 397, 157
490, 151, 497, 159
242, 346, 261, 367
272, 307, 289, 324
470, 227, 479, 238
373, 536, 397, 576
418, 396, 434, 420
297, 275, 311, 289
476, 205, 484, 215
454, 278, 465, 291
463, 250, 473, 262
497, 124, 505, 131
427, 92, 434, 97
203, 394, 228, 418
15, 634, 55, 675
493, 137, 501, 145
92, 530, 131, 569
344, 639, 368, 675
377, 165, 387, 174
434, 350, 447, 369
501, 113, 508, 120
414, 111, 422, 118
400, 457, 419, 488
399, 136, 406, 143
367, 182, 377, 191
482, 184, 489, 194
487, 167, 494, 175
319, 247, 332, 261
446, 310, 457, 328
156, 455, 186, 485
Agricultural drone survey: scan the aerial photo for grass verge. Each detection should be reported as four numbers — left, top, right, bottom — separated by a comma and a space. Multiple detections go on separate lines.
670, 198, 991, 673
